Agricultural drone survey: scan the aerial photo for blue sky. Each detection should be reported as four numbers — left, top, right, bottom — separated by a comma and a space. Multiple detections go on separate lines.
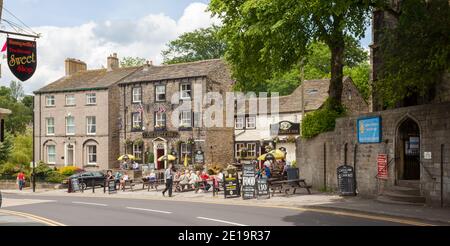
1, 0, 372, 93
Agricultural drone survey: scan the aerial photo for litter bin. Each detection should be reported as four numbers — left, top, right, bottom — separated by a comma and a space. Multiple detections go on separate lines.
337, 165, 356, 196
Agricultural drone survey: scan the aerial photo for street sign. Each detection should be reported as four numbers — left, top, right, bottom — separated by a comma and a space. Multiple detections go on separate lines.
256, 178, 270, 200
337, 165, 356, 196
242, 164, 256, 200
224, 176, 240, 199
377, 154, 388, 180
357, 116, 382, 144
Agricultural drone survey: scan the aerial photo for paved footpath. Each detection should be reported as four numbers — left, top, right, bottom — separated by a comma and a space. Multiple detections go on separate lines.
2, 188, 450, 226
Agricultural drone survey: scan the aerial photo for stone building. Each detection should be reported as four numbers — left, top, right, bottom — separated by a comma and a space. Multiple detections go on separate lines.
235, 77, 368, 164
33, 54, 139, 170
118, 59, 234, 169
0, 108, 11, 143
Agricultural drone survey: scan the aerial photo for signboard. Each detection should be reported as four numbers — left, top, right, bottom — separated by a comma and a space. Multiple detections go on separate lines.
357, 116, 382, 144
70, 178, 80, 193
377, 154, 388, 180
287, 168, 299, 181
224, 176, 240, 199
270, 121, 300, 136
256, 178, 270, 199
7, 38, 37, 82
424, 152, 432, 160
337, 165, 356, 196
108, 180, 117, 194
194, 150, 205, 164
242, 164, 256, 200
143, 131, 179, 139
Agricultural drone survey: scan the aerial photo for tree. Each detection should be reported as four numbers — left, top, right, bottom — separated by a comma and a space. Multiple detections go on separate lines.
376, 0, 450, 108
9, 81, 24, 102
0, 86, 33, 135
0, 134, 12, 163
120, 57, 146, 68
210, 0, 381, 108
162, 25, 226, 64
22, 95, 34, 112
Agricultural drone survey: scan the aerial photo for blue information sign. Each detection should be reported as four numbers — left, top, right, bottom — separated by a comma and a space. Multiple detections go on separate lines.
357, 116, 382, 144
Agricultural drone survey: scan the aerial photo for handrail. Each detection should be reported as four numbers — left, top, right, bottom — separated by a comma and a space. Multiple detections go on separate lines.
416, 157, 436, 180
375, 156, 399, 179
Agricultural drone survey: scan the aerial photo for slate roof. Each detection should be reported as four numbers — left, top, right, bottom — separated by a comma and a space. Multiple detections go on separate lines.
35, 67, 140, 94
120, 59, 226, 84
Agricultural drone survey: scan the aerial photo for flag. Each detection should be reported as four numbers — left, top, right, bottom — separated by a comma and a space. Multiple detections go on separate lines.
137, 103, 144, 114
184, 154, 189, 167
1, 41, 6, 53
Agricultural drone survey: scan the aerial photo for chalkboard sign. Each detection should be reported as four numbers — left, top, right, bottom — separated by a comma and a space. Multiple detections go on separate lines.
108, 180, 117, 194
337, 165, 356, 196
257, 178, 270, 200
70, 178, 80, 193
242, 164, 256, 200
224, 176, 240, 199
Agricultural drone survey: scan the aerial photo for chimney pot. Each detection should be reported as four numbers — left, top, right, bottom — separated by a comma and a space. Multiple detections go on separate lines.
65, 58, 87, 76
107, 53, 120, 71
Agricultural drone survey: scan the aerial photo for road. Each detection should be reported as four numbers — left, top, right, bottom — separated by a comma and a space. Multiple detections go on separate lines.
0, 193, 425, 226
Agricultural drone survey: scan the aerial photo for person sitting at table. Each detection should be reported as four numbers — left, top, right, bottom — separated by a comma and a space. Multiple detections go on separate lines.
120, 173, 129, 191
190, 171, 201, 190
179, 170, 190, 191
264, 165, 272, 179
132, 161, 140, 170
200, 171, 211, 192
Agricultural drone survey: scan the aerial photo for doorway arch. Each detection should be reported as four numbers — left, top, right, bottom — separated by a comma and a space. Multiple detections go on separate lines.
395, 116, 421, 181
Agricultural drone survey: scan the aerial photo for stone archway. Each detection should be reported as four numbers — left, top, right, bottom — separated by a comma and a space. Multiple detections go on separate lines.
152, 138, 167, 170
396, 116, 421, 181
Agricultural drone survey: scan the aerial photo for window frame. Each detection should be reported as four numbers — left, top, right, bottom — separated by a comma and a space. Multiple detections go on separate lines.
65, 116, 75, 135
46, 117, 55, 136
155, 85, 166, 102
87, 145, 97, 165
133, 144, 143, 161
235, 117, 244, 130
235, 143, 246, 159
155, 112, 166, 128
246, 116, 256, 129
132, 112, 143, 130
86, 116, 97, 135
47, 145, 56, 164
46, 95, 55, 107
246, 143, 257, 158
86, 93, 97, 105
180, 111, 192, 128
132, 87, 143, 104
65, 94, 76, 106
180, 83, 192, 100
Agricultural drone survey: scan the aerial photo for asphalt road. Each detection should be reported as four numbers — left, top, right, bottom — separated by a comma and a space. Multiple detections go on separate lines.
2, 193, 412, 226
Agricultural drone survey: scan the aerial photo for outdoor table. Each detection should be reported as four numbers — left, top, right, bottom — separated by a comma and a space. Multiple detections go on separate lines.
270, 179, 312, 196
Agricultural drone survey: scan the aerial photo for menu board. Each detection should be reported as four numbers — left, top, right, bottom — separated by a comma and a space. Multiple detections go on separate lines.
257, 178, 270, 200
337, 165, 356, 196
224, 176, 240, 199
242, 165, 256, 200
70, 178, 80, 193
108, 180, 117, 194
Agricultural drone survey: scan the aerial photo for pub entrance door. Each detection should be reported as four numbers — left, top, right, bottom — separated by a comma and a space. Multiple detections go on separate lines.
396, 117, 421, 180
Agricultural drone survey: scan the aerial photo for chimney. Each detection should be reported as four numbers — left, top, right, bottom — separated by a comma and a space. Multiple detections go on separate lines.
107, 53, 119, 71
65, 58, 87, 76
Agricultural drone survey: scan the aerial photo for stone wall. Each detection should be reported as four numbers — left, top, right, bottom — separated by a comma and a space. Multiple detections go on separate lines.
297, 102, 450, 206
205, 128, 235, 167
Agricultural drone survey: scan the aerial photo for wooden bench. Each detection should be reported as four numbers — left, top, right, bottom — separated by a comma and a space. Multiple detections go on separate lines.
142, 178, 160, 191
270, 179, 312, 196
121, 180, 136, 192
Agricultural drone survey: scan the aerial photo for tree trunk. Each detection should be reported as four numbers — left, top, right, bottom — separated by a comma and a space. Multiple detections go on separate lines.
328, 40, 345, 108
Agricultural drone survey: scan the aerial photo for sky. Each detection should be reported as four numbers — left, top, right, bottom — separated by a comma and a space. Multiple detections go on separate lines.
0, 0, 372, 94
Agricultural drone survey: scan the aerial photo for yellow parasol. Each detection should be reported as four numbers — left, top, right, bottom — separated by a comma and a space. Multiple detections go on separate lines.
158, 154, 177, 162
257, 149, 286, 161
184, 154, 189, 167
118, 154, 136, 161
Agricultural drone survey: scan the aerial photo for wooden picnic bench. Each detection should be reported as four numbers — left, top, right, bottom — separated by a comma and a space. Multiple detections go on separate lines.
270, 179, 312, 196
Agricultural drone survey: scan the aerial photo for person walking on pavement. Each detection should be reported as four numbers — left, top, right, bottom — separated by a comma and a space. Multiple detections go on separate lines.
162, 164, 174, 197
17, 171, 26, 191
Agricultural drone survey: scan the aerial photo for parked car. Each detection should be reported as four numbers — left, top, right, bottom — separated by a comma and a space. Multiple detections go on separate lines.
67, 171, 106, 190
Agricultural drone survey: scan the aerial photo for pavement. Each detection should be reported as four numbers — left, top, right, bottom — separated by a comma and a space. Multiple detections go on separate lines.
2, 187, 450, 226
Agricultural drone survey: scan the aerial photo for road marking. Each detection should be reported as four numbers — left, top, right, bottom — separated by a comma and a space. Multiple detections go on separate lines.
72, 202, 108, 207
0, 209, 66, 226
197, 217, 248, 226
126, 207, 172, 214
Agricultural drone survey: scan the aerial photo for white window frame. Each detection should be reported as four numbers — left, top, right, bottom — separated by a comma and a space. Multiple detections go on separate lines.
133, 144, 143, 161
132, 87, 142, 103
87, 145, 97, 165
66, 116, 75, 135
180, 143, 192, 157
86, 93, 97, 105
246, 116, 256, 129
235, 143, 246, 159
86, 116, 96, 135
246, 143, 257, 158
235, 117, 244, 130
155, 85, 166, 102
180, 83, 192, 100
47, 145, 56, 164
132, 113, 142, 129
46, 117, 55, 136
65, 94, 76, 106
46, 95, 55, 107
180, 111, 192, 127
155, 112, 166, 128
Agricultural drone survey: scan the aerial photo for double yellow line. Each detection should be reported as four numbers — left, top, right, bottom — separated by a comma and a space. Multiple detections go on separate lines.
0, 209, 66, 226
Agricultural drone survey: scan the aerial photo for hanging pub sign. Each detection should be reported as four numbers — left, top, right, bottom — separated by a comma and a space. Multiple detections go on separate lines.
270, 121, 300, 136
7, 38, 37, 82
194, 150, 205, 164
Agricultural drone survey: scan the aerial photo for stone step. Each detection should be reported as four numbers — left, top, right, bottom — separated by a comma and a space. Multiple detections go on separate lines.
382, 191, 426, 204
376, 196, 426, 207
397, 180, 420, 189
387, 186, 421, 196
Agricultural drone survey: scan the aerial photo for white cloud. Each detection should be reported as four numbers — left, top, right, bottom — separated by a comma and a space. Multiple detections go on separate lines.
0, 2, 219, 94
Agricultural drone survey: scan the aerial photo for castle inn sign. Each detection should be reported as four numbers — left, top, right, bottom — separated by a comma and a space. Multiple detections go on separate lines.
143, 131, 180, 139
270, 121, 300, 136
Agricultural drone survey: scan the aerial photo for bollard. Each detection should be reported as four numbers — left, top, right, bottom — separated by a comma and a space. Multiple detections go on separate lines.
104, 180, 107, 194
81, 177, 84, 193
92, 179, 95, 193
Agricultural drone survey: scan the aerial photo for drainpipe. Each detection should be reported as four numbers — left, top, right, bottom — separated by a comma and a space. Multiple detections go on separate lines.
123, 85, 127, 154
354, 144, 358, 194
441, 144, 444, 208
323, 143, 327, 189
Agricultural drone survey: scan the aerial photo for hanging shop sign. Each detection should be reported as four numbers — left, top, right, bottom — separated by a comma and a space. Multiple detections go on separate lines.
242, 164, 256, 200
270, 121, 300, 136
7, 38, 37, 82
143, 131, 179, 139
194, 150, 205, 164
377, 154, 388, 180
357, 116, 382, 144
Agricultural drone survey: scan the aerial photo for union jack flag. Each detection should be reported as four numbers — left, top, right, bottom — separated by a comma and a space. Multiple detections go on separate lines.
137, 103, 145, 114
156, 105, 166, 114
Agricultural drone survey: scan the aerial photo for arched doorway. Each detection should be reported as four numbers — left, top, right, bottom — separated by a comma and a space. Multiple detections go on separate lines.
152, 138, 167, 170
396, 117, 421, 181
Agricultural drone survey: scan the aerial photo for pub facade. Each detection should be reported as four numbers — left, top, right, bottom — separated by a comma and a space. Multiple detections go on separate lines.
118, 59, 235, 170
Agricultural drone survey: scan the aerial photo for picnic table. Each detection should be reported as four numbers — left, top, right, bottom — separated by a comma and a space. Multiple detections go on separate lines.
269, 178, 312, 196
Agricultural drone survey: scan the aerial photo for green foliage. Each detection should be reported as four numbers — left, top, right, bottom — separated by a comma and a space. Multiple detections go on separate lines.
34, 162, 54, 180
0, 84, 33, 135
344, 62, 371, 101
147, 152, 155, 164
162, 25, 226, 64
377, 0, 450, 107
210, 0, 380, 103
301, 100, 346, 139
8, 131, 32, 166
58, 166, 81, 177
0, 134, 13, 163
120, 57, 146, 68
0, 162, 20, 179
45, 171, 66, 184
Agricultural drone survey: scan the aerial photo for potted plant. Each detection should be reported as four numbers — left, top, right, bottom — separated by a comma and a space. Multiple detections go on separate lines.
124, 139, 134, 147
134, 138, 144, 146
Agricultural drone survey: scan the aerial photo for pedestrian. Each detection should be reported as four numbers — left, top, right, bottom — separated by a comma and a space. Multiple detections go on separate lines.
17, 171, 26, 191
120, 172, 129, 191
162, 164, 174, 197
